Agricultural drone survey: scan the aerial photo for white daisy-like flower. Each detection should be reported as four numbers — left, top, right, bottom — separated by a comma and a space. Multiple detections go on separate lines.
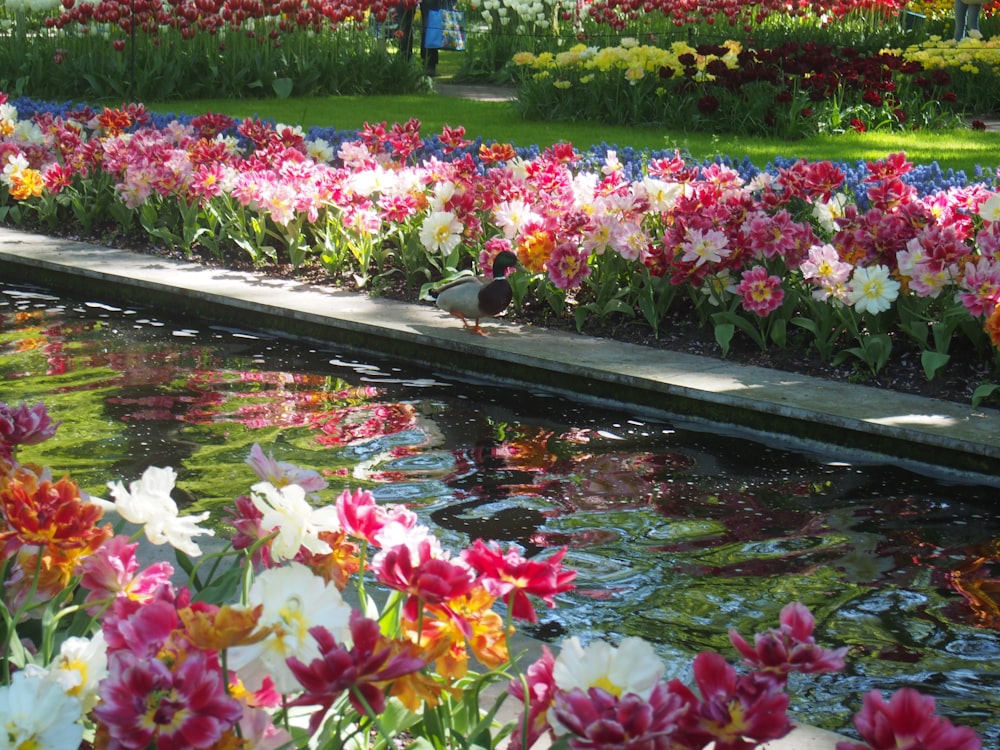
226, 562, 353, 693
0, 669, 84, 750
493, 199, 540, 239
250, 480, 340, 561
638, 177, 681, 213
419, 209, 463, 255
1, 152, 29, 187
978, 192, 1000, 223
427, 180, 457, 212
846, 264, 901, 315
107, 466, 214, 557
305, 137, 335, 163
12, 119, 44, 145
44, 632, 108, 713
812, 193, 849, 233
552, 635, 665, 700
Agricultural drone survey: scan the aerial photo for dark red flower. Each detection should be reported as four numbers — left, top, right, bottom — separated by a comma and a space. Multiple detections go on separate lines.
286, 613, 426, 734
669, 652, 791, 750
729, 602, 847, 686
0, 401, 60, 448
835, 687, 981, 750
697, 95, 719, 115
375, 539, 476, 623
862, 90, 883, 107
551, 682, 688, 750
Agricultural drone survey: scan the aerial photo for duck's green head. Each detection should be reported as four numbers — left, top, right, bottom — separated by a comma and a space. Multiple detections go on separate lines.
491, 250, 519, 278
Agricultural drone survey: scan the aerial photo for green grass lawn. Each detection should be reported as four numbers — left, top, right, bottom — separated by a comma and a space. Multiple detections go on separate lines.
150, 72, 1000, 174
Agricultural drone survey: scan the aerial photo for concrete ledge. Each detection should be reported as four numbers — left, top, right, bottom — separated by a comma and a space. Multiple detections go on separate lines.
3, 227, 998, 483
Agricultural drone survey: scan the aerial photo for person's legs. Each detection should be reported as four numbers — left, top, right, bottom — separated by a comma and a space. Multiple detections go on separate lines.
968, 3, 982, 36
419, 1, 439, 76
954, 0, 967, 40
425, 48, 439, 75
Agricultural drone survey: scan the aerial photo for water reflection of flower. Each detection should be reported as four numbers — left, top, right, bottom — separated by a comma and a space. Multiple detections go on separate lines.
313, 402, 417, 447
947, 555, 1000, 629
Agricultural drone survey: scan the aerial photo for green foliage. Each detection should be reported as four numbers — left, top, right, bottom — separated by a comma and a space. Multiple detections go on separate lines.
0, 19, 427, 101
972, 382, 1000, 406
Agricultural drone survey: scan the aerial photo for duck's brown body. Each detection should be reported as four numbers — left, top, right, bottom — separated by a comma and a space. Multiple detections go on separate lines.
430, 251, 518, 335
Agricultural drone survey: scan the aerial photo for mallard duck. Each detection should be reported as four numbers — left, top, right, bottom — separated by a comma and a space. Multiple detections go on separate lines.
429, 251, 518, 335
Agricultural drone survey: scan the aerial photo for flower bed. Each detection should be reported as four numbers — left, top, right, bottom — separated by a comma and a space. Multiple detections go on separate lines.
2, 94, 1000, 405
512, 35, 1000, 135
0, 399, 986, 749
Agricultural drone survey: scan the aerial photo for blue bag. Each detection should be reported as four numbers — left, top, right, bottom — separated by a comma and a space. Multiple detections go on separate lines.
424, 3, 466, 51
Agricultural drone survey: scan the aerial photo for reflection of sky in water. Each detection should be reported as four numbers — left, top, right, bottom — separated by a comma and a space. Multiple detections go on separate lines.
2, 281, 999, 741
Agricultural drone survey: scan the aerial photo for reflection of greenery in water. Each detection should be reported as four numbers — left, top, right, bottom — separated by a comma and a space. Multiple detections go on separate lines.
0, 286, 414, 523
3, 282, 999, 741
0, 299, 126, 484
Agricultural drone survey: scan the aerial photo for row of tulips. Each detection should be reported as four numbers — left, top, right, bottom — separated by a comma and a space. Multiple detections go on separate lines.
511, 35, 1000, 135
1, 0, 980, 102
1, 94, 1000, 399
0, 397, 986, 749
20, 0, 919, 38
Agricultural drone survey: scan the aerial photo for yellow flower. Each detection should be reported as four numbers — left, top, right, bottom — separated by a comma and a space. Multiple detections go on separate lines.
624, 67, 645, 83
9, 168, 44, 200
553, 79, 571, 89
517, 226, 555, 274
534, 51, 555, 68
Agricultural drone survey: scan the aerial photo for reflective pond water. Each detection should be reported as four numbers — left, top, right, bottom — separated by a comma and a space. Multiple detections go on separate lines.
2, 280, 998, 741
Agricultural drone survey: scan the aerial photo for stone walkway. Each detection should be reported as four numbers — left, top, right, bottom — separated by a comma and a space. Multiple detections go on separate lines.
436, 81, 517, 102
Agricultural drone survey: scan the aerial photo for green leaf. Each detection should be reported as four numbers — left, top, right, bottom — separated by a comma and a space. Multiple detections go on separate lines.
712, 311, 764, 351
790, 318, 819, 336
867, 333, 892, 374
920, 350, 950, 381
972, 383, 1000, 408
637, 294, 660, 337
192, 565, 244, 604
600, 298, 635, 318
272, 77, 294, 98
769, 317, 787, 348
929, 320, 955, 353
900, 320, 929, 348
714, 322, 735, 357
